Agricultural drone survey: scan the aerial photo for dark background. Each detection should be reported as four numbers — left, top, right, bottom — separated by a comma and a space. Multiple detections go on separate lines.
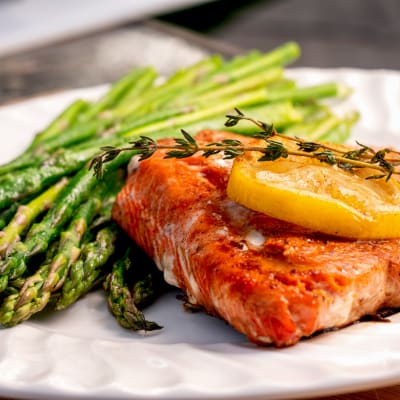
161, 0, 400, 69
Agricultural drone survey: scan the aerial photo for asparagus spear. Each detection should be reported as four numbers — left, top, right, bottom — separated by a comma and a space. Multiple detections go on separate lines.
110, 67, 158, 108
177, 67, 284, 105
201, 50, 261, 78
177, 101, 306, 135
0, 178, 69, 257
265, 82, 351, 103
0, 203, 20, 230
185, 42, 300, 98
30, 99, 89, 148
103, 247, 162, 331
33, 119, 115, 155
55, 224, 119, 310
130, 256, 166, 310
0, 100, 90, 175
132, 45, 296, 114
284, 111, 360, 141
80, 67, 157, 121
0, 147, 98, 209
318, 112, 360, 143
0, 264, 50, 325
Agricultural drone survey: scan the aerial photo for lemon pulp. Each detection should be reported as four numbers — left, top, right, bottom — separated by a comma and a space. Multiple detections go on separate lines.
227, 139, 400, 239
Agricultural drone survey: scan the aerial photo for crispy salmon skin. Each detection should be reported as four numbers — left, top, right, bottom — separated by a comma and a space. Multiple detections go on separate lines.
112, 130, 400, 347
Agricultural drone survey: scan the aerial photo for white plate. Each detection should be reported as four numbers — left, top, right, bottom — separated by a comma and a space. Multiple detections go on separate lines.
1, 68, 400, 400
0, 0, 213, 57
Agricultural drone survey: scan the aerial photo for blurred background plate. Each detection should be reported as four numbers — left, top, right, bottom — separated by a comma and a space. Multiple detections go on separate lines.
0, 0, 213, 57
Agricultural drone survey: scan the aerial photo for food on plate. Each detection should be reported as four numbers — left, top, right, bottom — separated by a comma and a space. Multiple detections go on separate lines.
112, 129, 400, 347
228, 142, 400, 239
95, 109, 400, 240
225, 112, 400, 239
0, 41, 360, 332
103, 244, 165, 331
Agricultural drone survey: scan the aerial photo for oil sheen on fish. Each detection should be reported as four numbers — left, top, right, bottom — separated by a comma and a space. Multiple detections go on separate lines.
112, 130, 400, 347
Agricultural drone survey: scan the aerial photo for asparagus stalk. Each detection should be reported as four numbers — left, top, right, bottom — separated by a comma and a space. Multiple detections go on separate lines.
80, 67, 157, 121
131, 274, 161, 310
103, 247, 162, 331
178, 101, 306, 135
202, 50, 261, 78
177, 67, 284, 105
0, 100, 90, 175
185, 42, 300, 98
318, 112, 360, 142
55, 224, 119, 310
130, 257, 166, 310
30, 99, 89, 148
110, 68, 158, 108
0, 178, 69, 257
0, 152, 51, 176
0, 147, 99, 209
284, 111, 360, 141
0, 265, 50, 326
266, 82, 351, 103
0, 203, 20, 230
28, 118, 115, 159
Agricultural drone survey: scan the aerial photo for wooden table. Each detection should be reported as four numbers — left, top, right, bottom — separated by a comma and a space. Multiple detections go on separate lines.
1, 13, 400, 400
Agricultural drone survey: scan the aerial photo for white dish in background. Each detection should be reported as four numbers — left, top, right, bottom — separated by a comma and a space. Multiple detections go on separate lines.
0, 0, 213, 57
0, 69, 400, 400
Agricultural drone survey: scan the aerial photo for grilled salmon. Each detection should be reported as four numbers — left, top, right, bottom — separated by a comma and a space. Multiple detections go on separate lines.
112, 130, 400, 347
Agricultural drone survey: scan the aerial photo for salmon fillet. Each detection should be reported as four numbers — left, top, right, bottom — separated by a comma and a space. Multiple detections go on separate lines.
112, 130, 400, 347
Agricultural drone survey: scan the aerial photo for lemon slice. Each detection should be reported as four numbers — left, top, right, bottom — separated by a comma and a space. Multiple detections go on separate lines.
227, 139, 400, 239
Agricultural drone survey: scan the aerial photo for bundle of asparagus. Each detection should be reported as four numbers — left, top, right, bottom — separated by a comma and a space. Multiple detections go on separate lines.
0, 42, 358, 331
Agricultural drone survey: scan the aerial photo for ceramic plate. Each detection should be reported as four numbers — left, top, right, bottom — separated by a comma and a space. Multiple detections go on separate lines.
0, 0, 213, 57
0, 68, 400, 400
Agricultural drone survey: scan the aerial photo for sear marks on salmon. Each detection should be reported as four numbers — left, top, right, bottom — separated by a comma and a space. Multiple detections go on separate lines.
112, 130, 400, 347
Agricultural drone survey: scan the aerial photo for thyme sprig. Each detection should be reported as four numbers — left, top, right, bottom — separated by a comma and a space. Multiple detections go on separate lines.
90, 108, 400, 181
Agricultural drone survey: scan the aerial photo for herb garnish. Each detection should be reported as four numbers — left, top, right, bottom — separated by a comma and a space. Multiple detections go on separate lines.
90, 108, 400, 181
